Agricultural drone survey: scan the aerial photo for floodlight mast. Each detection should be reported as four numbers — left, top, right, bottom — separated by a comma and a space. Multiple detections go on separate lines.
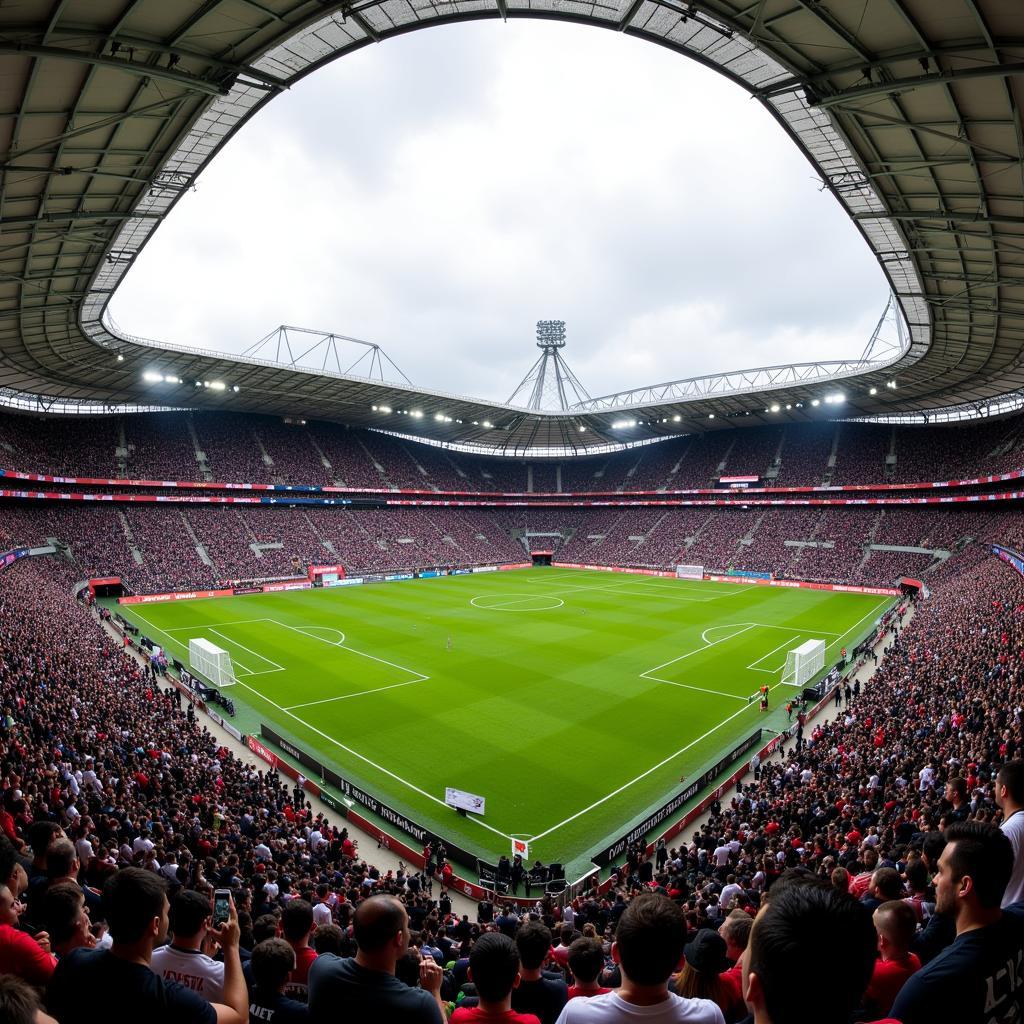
507, 321, 592, 411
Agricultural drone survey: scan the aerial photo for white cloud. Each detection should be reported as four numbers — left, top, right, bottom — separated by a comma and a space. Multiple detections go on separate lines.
111, 19, 888, 405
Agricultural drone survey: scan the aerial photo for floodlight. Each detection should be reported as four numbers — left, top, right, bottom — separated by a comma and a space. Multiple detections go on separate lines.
209, 380, 226, 391
142, 371, 162, 383
770, 404, 780, 412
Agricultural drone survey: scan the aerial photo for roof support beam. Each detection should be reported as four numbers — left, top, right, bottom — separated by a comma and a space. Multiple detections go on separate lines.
0, 43, 231, 97
815, 61, 1024, 110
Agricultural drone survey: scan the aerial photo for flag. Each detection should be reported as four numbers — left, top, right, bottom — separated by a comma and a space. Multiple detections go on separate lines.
512, 838, 529, 859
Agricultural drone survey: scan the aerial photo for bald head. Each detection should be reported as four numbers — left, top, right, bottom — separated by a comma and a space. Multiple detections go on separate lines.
353, 895, 408, 954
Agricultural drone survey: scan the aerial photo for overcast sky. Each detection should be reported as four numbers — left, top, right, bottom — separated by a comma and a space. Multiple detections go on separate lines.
111, 19, 889, 406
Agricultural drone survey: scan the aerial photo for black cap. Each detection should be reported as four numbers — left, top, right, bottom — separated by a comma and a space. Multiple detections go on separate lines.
683, 928, 730, 974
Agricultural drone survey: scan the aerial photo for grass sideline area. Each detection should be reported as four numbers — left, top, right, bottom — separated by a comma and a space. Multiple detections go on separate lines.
117, 568, 892, 873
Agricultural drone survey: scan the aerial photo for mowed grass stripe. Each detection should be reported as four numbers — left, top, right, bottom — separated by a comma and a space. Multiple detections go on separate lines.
121, 569, 891, 867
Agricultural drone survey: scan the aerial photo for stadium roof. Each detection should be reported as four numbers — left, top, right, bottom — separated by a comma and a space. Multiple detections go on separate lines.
0, 0, 1022, 453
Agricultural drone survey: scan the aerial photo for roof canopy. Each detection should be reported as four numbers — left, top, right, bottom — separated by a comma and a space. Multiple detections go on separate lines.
1, 0, 1021, 452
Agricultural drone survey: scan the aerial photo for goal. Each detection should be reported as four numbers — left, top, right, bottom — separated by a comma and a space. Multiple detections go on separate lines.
781, 639, 826, 687
189, 638, 236, 688
675, 564, 703, 580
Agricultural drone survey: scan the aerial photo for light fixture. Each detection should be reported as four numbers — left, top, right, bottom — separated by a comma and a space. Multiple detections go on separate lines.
673, 415, 681, 422
411, 410, 423, 418
164, 375, 181, 385
232, 385, 240, 393
887, 380, 897, 389
811, 398, 820, 407
434, 413, 445, 421
142, 371, 162, 383
708, 413, 715, 419
116, 353, 124, 362
770, 404, 780, 413
482, 420, 492, 428
579, 425, 586, 432
372, 405, 378, 411
785, 404, 792, 410
379, 405, 392, 414
209, 380, 226, 391
869, 387, 878, 396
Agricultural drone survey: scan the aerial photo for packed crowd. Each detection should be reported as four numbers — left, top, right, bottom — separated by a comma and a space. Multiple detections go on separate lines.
4, 409, 1024, 492
0, 538, 1023, 1022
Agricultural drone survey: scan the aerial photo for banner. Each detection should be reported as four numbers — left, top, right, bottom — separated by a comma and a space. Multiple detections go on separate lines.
118, 588, 234, 604
705, 574, 899, 596
592, 729, 764, 866
727, 569, 772, 580
0, 547, 29, 572
259, 724, 479, 868
993, 544, 1024, 579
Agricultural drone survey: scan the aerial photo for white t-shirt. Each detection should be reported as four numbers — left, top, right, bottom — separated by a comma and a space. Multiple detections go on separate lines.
150, 944, 226, 1002
712, 846, 730, 868
1001, 809, 1024, 907
555, 990, 724, 1024
312, 901, 334, 927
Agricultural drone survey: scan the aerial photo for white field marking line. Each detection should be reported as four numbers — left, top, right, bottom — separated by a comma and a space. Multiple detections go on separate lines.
126, 611, 486, 841
642, 676, 750, 702
639, 624, 755, 679
469, 595, 565, 611
208, 628, 285, 675
524, 572, 597, 584
284, 676, 428, 710
230, 674, 512, 841
822, 597, 893, 657
270, 619, 429, 683
527, 672, 793, 845
747, 634, 803, 672
163, 617, 279, 632
743, 621, 842, 636
289, 625, 346, 646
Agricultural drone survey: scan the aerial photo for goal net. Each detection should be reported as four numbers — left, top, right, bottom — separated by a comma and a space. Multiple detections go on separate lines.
675, 564, 703, 580
189, 638, 236, 688
781, 639, 826, 687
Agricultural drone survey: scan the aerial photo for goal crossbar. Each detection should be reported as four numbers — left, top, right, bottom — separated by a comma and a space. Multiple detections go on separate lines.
189, 638, 236, 688
781, 638, 825, 687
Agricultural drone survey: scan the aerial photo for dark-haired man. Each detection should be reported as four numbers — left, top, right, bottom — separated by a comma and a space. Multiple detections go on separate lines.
890, 821, 1024, 1023
151, 888, 226, 1002
741, 880, 876, 1024
452, 931, 539, 1024
46, 867, 248, 1024
555, 893, 723, 1023
280, 899, 317, 1001
307, 894, 443, 1023
512, 920, 568, 1024
247, 938, 310, 1024
997, 759, 1024, 906
38, 882, 93, 961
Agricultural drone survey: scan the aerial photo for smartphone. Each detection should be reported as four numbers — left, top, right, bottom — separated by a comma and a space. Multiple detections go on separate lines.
213, 889, 231, 927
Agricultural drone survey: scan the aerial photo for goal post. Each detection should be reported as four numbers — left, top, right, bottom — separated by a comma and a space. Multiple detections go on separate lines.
189, 638, 236, 688
675, 564, 703, 580
781, 639, 826, 687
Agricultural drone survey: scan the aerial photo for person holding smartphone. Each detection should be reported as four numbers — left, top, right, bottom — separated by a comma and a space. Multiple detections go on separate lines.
46, 868, 249, 1024
151, 889, 228, 1002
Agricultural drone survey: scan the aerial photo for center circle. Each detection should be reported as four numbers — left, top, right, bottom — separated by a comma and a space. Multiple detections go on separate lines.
470, 594, 565, 612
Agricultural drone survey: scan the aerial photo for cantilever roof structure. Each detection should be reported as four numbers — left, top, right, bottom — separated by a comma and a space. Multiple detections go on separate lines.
0, 1, 1022, 453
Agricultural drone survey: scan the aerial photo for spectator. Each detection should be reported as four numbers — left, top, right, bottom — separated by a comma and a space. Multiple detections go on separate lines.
280, 899, 317, 1002
674, 929, 732, 1018
312, 924, 345, 956
891, 822, 1024, 1022
452, 931, 539, 1024
717, 911, 751, 1022
742, 881, 876, 1024
150, 889, 226, 1003
0, 975, 59, 1024
997, 760, 1024, 906
555, 893, 724, 1023
565, 938, 610, 1000
0, 882, 56, 985
512, 920, 568, 1024
38, 881, 95, 960
247, 938, 310, 1023
861, 901, 920, 1019
46, 867, 248, 1024
307, 894, 444, 1024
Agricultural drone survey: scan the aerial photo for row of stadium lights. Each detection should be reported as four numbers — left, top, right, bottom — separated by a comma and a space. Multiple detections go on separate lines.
142, 371, 239, 392
610, 382, 898, 428
372, 405, 495, 429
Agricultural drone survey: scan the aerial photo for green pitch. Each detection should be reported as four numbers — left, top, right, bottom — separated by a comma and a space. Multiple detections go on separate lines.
119, 568, 890, 873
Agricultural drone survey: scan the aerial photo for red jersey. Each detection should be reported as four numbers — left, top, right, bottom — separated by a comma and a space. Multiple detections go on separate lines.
284, 945, 318, 1000
452, 1009, 540, 1024
566, 986, 612, 1000
864, 953, 921, 1017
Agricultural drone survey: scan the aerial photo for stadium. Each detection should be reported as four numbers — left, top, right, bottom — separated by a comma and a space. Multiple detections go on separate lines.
2, 2, 1024, 1023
